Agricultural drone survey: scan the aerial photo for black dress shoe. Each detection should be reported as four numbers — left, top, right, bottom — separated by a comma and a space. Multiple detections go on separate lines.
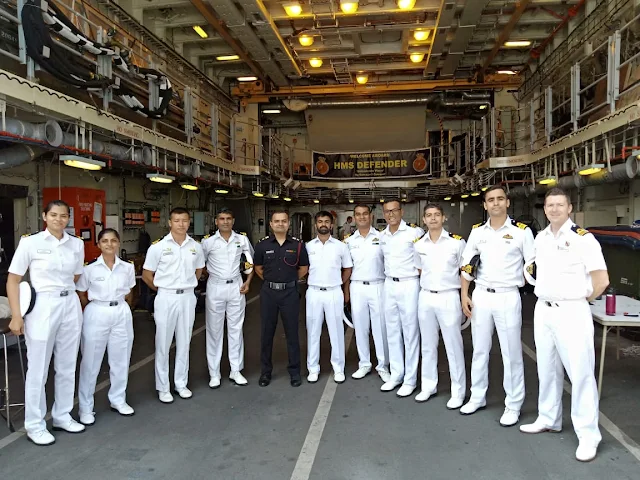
259, 374, 271, 387
290, 376, 302, 387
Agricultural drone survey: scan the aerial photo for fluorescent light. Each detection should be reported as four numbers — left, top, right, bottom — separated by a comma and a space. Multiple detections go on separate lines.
397, 0, 416, 10
413, 30, 430, 41
180, 182, 198, 191
538, 176, 557, 185
410, 52, 425, 63
215, 188, 229, 194
497, 70, 517, 75
61, 156, 105, 171
340, 0, 359, 14
269, 192, 280, 199
479, 105, 488, 110
444, 196, 452, 201
348, 199, 354, 203
252, 191, 265, 197
299, 35, 314, 47
263, 109, 281, 114
237, 76, 258, 82
578, 164, 604, 176
216, 54, 240, 61
471, 191, 481, 197
379, 198, 385, 203
283, 1, 302, 17
401, 198, 407, 202
481, 186, 489, 191
313, 199, 320, 204
461, 193, 470, 199
309, 58, 323, 68
283, 196, 292, 202
504, 40, 532, 48
146, 172, 174, 184
193, 26, 208, 39
355, 73, 368, 85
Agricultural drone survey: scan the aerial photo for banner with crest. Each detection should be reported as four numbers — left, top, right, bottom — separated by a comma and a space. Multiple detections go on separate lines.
311, 148, 431, 179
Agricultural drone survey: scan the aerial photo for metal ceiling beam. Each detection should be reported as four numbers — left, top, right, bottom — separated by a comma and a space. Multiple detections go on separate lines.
479, 0, 532, 75
424, 0, 456, 76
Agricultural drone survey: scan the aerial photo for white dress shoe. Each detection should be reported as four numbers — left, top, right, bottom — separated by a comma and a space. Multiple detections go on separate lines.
576, 442, 598, 462
158, 391, 174, 403
460, 400, 487, 415
79, 413, 95, 425
351, 367, 371, 379
229, 371, 248, 386
499, 408, 520, 427
379, 370, 391, 383
396, 384, 416, 397
446, 397, 465, 410
334, 372, 346, 383
110, 403, 135, 416
519, 420, 562, 434
415, 390, 436, 403
209, 376, 221, 389
27, 429, 56, 446
380, 380, 402, 392
176, 387, 193, 399
307, 372, 319, 383
52, 419, 86, 434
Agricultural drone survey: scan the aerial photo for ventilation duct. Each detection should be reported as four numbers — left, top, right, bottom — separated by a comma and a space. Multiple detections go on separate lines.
0, 144, 46, 170
305, 95, 440, 108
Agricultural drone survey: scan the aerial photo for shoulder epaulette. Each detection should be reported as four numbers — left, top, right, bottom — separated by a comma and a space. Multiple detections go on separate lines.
292, 236, 302, 242
152, 238, 161, 244
343, 234, 351, 240
378, 227, 385, 232
511, 219, 529, 230
128, 259, 134, 264
472, 223, 483, 229
260, 235, 270, 241
240, 232, 247, 236
410, 223, 418, 228
21, 232, 36, 238
571, 225, 589, 236
413, 233, 425, 243
202, 234, 210, 240
84, 258, 98, 266
449, 232, 464, 241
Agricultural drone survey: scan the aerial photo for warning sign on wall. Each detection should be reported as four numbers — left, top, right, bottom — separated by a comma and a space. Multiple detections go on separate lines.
312, 148, 431, 179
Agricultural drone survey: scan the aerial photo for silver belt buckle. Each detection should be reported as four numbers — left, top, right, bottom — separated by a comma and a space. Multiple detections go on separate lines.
176, 289, 185, 294
109, 301, 118, 306
60, 290, 69, 297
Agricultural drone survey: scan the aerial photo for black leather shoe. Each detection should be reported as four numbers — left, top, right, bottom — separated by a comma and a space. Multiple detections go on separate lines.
290, 376, 302, 387
259, 374, 271, 387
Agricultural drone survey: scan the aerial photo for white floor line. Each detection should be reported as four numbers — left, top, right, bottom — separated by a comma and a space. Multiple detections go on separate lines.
0, 295, 260, 451
290, 328, 355, 480
521, 341, 640, 463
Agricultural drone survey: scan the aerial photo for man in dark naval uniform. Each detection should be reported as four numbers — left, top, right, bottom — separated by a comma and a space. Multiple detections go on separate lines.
253, 210, 309, 387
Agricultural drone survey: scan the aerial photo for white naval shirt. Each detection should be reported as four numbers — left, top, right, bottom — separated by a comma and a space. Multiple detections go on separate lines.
532, 219, 607, 301
201, 230, 254, 281
414, 229, 466, 292
344, 227, 384, 281
380, 220, 425, 279
9, 229, 84, 292
306, 236, 353, 288
142, 233, 205, 289
461, 216, 535, 288
76, 255, 136, 302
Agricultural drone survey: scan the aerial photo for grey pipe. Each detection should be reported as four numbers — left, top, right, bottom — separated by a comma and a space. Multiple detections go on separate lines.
306, 95, 440, 108
462, 92, 491, 100
57, 132, 152, 164
0, 144, 46, 170
2, 118, 58, 142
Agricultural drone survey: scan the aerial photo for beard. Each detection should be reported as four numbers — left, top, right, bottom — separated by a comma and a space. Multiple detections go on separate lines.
318, 226, 330, 235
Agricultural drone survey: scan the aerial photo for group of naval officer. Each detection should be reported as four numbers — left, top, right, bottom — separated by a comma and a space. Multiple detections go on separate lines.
5, 185, 609, 462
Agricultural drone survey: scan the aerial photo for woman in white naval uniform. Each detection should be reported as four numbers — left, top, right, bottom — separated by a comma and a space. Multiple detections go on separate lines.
6, 200, 86, 446
76, 229, 136, 425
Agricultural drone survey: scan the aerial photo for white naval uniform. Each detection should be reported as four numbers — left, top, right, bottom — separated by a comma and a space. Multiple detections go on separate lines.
306, 236, 353, 374
76, 255, 136, 415
143, 233, 205, 393
201, 231, 254, 379
8, 229, 84, 434
380, 220, 425, 387
461, 217, 534, 411
414, 230, 466, 399
529, 219, 604, 446
344, 228, 389, 372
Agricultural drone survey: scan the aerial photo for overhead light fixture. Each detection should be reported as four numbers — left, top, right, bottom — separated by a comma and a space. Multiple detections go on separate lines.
193, 26, 208, 39
481, 186, 489, 191
413, 30, 430, 42
283, 196, 292, 202
410, 52, 425, 63
497, 70, 517, 75
252, 190, 265, 197
180, 182, 198, 191
578, 164, 604, 176
299, 35, 314, 47
348, 199, 354, 203
444, 195, 452, 201
461, 193, 470, 199
379, 198, 385, 203
216, 54, 240, 61
61, 155, 105, 171
309, 58, 323, 68
397, 0, 416, 10
237, 76, 258, 82
340, 0, 359, 14
471, 191, 481, 197
504, 40, 532, 48
283, 1, 302, 17
263, 109, 281, 114
313, 199, 320, 204
146, 172, 174, 184
538, 176, 557, 185
401, 198, 407, 202
479, 105, 488, 110
355, 73, 368, 85
215, 188, 229, 194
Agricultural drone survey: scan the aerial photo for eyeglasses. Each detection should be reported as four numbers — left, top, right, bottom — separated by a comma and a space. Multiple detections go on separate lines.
383, 208, 402, 216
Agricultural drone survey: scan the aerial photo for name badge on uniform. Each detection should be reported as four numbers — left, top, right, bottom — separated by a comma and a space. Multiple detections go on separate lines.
286, 249, 296, 253
349, 245, 359, 250
266, 250, 274, 254
162, 251, 173, 256
308, 251, 316, 255
190, 248, 197, 255
37, 249, 51, 254
94, 277, 105, 282
478, 240, 487, 244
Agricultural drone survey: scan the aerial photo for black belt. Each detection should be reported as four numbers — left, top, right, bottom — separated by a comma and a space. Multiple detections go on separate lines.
544, 301, 559, 307
267, 281, 297, 291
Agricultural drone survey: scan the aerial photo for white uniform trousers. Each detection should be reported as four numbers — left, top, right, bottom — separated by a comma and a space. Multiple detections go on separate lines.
205, 277, 246, 378
154, 289, 197, 392
306, 287, 345, 374
383, 278, 420, 386
418, 289, 466, 399
78, 302, 134, 414
350, 281, 388, 372
469, 287, 525, 410
23, 292, 82, 433
533, 299, 601, 445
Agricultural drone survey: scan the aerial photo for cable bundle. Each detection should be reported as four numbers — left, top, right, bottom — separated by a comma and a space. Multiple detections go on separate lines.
21, 0, 172, 119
